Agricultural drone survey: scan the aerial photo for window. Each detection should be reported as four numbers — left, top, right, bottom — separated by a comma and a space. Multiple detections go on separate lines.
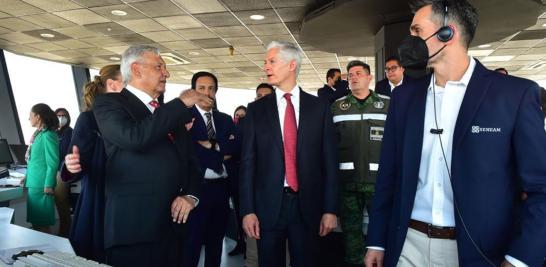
163, 83, 255, 118
4, 51, 80, 144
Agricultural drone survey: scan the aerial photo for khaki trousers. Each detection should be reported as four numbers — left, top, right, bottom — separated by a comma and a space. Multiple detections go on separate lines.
54, 173, 71, 237
245, 237, 290, 267
397, 228, 458, 267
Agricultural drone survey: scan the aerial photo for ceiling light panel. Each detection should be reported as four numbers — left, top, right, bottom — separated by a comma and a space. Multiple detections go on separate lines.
91, 5, 146, 21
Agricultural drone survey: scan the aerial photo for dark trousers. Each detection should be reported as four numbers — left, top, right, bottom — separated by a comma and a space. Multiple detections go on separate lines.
257, 190, 318, 267
183, 179, 230, 267
106, 230, 180, 267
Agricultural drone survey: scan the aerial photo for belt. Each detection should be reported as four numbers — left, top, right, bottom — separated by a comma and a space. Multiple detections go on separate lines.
409, 219, 456, 240
283, 187, 298, 194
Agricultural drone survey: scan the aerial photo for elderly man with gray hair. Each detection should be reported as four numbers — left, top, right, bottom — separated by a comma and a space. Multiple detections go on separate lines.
239, 41, 338, 267
92, 44, 211, 267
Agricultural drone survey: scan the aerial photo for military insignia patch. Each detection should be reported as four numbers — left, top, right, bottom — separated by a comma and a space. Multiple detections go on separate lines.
340, 101, 351, 110
370, 126, 384, 141
373, 101, 385, 109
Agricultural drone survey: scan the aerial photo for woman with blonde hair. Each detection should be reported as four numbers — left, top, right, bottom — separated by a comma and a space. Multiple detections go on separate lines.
61, 64, 122, 262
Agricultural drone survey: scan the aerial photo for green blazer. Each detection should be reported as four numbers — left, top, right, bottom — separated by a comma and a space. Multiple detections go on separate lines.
25, 129, 59, 188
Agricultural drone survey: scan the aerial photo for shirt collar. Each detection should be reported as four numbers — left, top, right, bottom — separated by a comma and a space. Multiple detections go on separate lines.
195, 103, 213, 117
126, 84, 155, 106
389, 76, 404, 89
428, 57, 476, 91
275, 84, 300, 103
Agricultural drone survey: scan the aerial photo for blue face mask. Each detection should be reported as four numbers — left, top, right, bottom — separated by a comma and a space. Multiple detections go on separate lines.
397, 29, 448, 70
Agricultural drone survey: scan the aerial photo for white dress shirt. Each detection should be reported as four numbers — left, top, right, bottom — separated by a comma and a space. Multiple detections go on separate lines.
388, 77, 404, 92
275, 85, 300, 187
410, 58, 475, 227
195, 105, 228, 179
126, 85, 155, 112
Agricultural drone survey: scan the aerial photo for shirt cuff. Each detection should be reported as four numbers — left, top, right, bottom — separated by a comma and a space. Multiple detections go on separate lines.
505, 255, 528, 267
366, 246, 385, 251
186, 195, 199, 207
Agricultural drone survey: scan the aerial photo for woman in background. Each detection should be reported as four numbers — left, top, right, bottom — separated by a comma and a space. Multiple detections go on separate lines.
54, 107, 72, 237
62, 64, 123, 262
24, 103, 60, 233
233, 105, 247, 125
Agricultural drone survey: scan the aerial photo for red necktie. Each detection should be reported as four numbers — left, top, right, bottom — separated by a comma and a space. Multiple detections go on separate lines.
283, 93, 298, 192
149, 100, 175, 142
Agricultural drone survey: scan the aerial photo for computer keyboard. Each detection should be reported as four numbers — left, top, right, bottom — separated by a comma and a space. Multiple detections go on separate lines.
10, 251, 109, 267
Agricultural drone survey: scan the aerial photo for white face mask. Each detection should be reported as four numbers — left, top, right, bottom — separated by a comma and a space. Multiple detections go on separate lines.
58, 116, 68, 127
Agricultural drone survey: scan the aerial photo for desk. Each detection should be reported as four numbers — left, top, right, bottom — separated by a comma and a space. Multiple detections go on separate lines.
0, 187, 23, 203
0, 224, 74, 254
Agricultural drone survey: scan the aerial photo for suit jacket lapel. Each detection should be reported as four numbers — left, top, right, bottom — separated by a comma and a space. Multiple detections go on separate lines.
264, 94, 283, 153
402, 77, 429, 194
121, 89, 152, 120
453, 62, 492, 153
297, 88, 309, 155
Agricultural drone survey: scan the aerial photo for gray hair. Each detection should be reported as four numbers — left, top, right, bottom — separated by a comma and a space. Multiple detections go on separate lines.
121, 45, 161, 86
266, 41, 302, 76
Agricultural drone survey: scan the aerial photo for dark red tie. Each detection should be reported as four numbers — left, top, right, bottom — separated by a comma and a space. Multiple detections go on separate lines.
283, 93, 298, 192
149, 100, 175, 142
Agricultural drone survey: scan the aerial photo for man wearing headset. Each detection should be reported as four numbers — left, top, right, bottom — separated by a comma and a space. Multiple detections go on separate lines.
365, 1, 546, 267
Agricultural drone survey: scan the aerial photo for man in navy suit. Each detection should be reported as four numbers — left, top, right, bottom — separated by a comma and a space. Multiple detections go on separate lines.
318, 68, 350, 104
183, 71, 238, 267
374, 56, 407, 97
240, 41, 338, 267
365, 1, 546, 267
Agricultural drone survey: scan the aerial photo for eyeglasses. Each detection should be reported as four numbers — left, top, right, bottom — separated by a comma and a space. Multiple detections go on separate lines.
385, 66, 400, 73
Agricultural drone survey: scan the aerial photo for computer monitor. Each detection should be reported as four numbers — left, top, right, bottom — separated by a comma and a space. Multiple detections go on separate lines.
0, 139, 14, 166
9, 144, 27, 166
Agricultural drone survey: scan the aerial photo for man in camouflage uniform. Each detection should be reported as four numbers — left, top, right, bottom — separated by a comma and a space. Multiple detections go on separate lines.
332, 60, 390, 267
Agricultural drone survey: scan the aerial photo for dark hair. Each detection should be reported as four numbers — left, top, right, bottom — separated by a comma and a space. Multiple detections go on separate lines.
191, 71, 218, 92
346, 60, 371, 73
31, 103, 59, 131
234, 105, 247, 117
54, 108, 71, 132
410, 0, 479, 48
494, 67, 508, 75
326, 68, 341, 82
83, 64, 121, 110
385, 56, 401, 65
256, 83, 274, 92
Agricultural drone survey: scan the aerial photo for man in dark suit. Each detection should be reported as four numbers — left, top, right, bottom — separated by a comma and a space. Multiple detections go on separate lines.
318, 68, 350, 103
92, 45, 210, 267
374, 56, 407, 97
183, 71, 238, 267
240, 41, 338, 267
365, 1, 546, 267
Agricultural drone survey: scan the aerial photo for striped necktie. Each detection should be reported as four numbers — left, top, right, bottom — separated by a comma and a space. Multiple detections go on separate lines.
205, 112, 216, 140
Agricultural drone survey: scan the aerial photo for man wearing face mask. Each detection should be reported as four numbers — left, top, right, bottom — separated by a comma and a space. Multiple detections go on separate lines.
365, 1, 546, 267
54, 108, 73, 238
183, 71, 238, 267
318, 68, 350, 104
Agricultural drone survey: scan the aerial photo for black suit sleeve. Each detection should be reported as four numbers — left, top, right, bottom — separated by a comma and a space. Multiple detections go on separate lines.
239, 102, 257, 217
180, 127, 202, 198
93, 94, 191, 151
321, 101, 338, 214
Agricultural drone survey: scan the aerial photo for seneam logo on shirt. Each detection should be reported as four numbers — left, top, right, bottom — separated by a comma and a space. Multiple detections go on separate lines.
471, 125, 501, 134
